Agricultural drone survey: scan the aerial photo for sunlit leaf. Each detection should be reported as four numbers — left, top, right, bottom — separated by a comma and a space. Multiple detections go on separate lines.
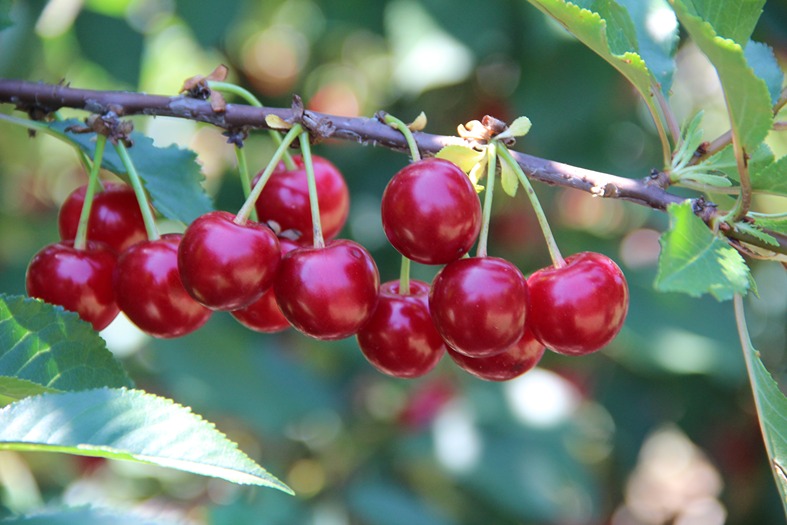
48, 120, 213, 225
500, 153, 519, 197
0, 377, 60, 407
496, 116, 531, 140
265, 114, 292, 130
436, 145, 485, 174
0, 294, 133, 402
655, 202, 750, 300
672, 1, 773, 154
0, 388, 293, 493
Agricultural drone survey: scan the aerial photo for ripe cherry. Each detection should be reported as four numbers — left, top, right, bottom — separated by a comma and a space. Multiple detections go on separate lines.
114, 234, 211, 338
230, 237, 299, 333
356, 280, 446, 379
178, 211, 281, 311
381, 158, 481, 265
254, 155, 349, 245
59, 182, 147, 253
527, 252, 628, 356
447, 327, 545, 381
26, 240, 119, 330
274, 239, 379, 340
429, 256, 528, 358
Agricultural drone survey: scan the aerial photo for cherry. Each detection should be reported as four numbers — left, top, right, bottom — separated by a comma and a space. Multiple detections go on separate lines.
356, 280, 446, 378
26, 240, 119, 331
447, 327, 544, 381
230, 237, 299, 333
274, 239, 379, 340
381, 158, 481, 265
253, 155, 349, 245
59, 182, 147, 253
429, 256, 528, 358
178, 211, 281, 311
526, 252, 628, 356
114, 234, 212, 338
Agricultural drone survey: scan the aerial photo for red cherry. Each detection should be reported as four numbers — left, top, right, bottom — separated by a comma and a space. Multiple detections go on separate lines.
527, 252, 629, 356
230, 238, 299, 333
26, 240, 119, 330
381, 158, 481, 265
356, 280, 446, 378
429, 256, 528, 358
274, 239, 379, 340
114, 234, 211, 338
253, 155, 349, 245
59, 182, 147, 253
178, 211, 281, 311
448, 327, 545, 381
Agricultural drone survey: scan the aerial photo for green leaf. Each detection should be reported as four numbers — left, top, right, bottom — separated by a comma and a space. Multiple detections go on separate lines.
675, 0, 765, 44
48, 120, 213, 225
614, 0, 679, 93
0, 294, 133, 400
496, 116, 532, 140
745, 41, 785, 105
655, 201, 750, 300
435, 145, 485, 174
678, 172, 732, 188
0, 506, 176, 525
500, 153, 519, 197
0, 388, 293, 493
751, 155, 787, 197
705, 142, 773, 185
526, 0, 664, 128
672, 1, 773, 154
0, 377, 61, 407
754, 216, 787, 236
734, 221, 778, 247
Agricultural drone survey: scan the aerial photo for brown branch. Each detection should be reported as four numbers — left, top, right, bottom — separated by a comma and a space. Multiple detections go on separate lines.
0, 78, 784, 256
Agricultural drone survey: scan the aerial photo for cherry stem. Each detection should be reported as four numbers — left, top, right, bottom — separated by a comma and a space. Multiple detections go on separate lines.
235, 124, 302, 224
208, 81, 296, 170
733, 294, 787, 509
383, 113, 421, 162
299, 131, 326, 249
399, 256, 411, 296
234, 146, 258, 222
73, 134, 107, 250
476, 145, 496, 258
496, 143, 566, 268
114, 141, 160, 241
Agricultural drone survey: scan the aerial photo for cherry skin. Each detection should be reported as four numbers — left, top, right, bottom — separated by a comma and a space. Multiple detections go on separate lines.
254, 155, 350, 245
447, 327, 545, 381
114, 234, 212, 338
59, 182, 147, 253
381, 158, 481, 265
230, 237, 299, 333
26, 240, 119, 330
526, 252, 629, 356
356, 280, 446, 379
274, 239, 380, 340
178, 211, 281, 311
429, 256, 528, 358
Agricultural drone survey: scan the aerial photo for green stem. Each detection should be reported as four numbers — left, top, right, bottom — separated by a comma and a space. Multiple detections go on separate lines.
653, 82, 680, 151
114, 141, 159, 241
74, 134, 107, 250
236, 124, 303, 224
497, 143, 565, 268
733, 294, 787, 514
749, 211, 787, 219
383, 113, 421, 162
399, 256, 411, 296
234, 146, 258, 222
208, 80, 296, 170
648, 84, 673, 168
725, 134, 752, 222
476, 146, 496, 258
299, 131, 325, 249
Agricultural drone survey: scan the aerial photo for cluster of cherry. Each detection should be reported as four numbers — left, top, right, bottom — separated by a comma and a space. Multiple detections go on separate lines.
26, 154, 628, 381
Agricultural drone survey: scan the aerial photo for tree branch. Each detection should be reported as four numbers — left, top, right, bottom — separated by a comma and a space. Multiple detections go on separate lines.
0, 78, 784, 256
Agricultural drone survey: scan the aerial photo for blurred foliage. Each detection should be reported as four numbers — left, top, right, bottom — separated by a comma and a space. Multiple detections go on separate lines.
0, 0, 786, 524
